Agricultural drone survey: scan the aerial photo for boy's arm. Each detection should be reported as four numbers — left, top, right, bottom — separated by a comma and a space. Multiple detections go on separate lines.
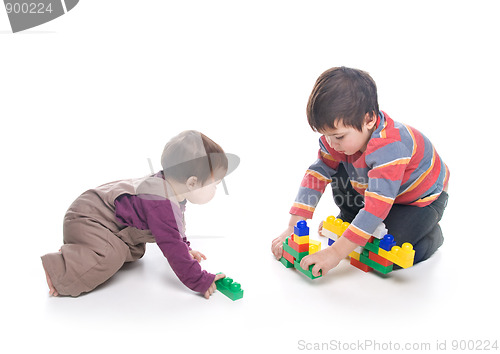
273, 138, 344, 259
342, 140, 411, 247
290, 137, 343, 218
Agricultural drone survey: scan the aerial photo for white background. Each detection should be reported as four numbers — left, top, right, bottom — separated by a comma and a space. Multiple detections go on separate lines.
1, 1, 498, 353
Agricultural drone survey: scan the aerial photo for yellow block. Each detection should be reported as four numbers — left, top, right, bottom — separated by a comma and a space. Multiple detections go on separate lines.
323, 216, 350, 236
377, 243, 415, 268
293, 234, 309, 245
322, 216, 336, 233
349, 251, 360, 261
309, 240, 321, 254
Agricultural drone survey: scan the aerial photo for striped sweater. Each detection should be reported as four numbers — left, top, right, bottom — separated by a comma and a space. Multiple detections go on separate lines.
290, 111, 450, 246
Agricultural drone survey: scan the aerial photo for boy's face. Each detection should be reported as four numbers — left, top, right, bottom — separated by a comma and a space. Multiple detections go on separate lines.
318, 115, 377, 155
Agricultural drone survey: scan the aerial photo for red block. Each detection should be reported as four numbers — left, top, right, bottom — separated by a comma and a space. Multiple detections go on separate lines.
282, 249, 295, 264
350, 257, 373, 272
288, 237, 309, 253
369, 251, 393, 267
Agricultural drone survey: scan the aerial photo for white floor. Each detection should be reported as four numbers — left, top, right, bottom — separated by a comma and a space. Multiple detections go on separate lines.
4, 195, 499, 354
1, 1, 499, 353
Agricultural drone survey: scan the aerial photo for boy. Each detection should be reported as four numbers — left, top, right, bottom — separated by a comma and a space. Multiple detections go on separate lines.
271, 67, 449, 277
42, 130, 237, 298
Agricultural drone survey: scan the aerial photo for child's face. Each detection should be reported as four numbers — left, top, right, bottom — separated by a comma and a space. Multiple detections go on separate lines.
319, 115, 376, 155
185, 175, 222, 205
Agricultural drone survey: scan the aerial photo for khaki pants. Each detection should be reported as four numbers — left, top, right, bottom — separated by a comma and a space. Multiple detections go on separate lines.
41, 187, 154, 297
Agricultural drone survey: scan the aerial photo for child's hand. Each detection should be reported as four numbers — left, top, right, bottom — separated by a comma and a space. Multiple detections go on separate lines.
300, 247, 342, 277
317, 220, 324, 236
189, 250, 207, 263
204, 273, 225, 299
271, 226, 294, 259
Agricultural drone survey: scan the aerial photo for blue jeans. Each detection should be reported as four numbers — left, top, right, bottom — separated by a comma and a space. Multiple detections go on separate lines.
331, 164, 448, 264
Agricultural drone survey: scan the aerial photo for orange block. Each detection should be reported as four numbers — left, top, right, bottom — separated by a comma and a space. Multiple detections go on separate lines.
282, 249, 295, 264
289, 237, 309, 253
350, 257, 372, 273
368, 251, 393, 267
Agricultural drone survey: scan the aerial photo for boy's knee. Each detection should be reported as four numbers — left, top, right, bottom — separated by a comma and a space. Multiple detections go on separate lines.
413, 225, 444, 264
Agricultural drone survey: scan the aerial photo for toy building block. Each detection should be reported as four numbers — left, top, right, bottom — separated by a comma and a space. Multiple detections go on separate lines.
320, 227, 337, 240
279, 220, 323, 280
363, 237, 380, 254
294, 220, 310, 236
293, 260, 322, 279
282, 249, 295, 264
280, 256, 294, 268
289, 236, 309, 253
349, 250, 360, 261
372, 223, 388, 239
318, 210, 416, 273
215, 274, 244, 301
379, 234, 396, 251
378, 243, 415, 269
322, 216, 337, 233
293, 234, 310, 245
322, 215, 350, 236
368, 250, 393, 267
359, 250, 393, 274
350, 257, 372, 272
309, 240, 321, 254
283, 237, 309, 261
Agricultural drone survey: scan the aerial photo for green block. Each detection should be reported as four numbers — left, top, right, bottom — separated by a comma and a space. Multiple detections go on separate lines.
364, 240, 380, 254
215, 274, 244, 301
283, 237, 309, 261
280, 256, 294, 268
293, 260, 322, 279
359, 253, 393, 274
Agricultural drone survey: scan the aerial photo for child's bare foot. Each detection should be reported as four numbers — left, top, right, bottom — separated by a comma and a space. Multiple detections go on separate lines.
44, 268, 59, 296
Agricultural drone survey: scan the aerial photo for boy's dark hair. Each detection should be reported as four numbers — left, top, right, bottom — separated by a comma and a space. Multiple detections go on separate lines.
306, 66, 379, 132
161, 130, 228, 185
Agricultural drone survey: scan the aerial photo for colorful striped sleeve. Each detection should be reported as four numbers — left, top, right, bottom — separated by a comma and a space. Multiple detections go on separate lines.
342, 139, 411, 246
290, 138, 342, 218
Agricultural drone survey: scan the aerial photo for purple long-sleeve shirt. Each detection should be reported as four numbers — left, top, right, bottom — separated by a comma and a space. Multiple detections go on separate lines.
114, 193, 215, 294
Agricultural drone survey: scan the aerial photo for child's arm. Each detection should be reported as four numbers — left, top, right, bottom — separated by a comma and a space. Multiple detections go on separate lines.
300, 235, 358, 277
271, 214, 306, 259
146, 201, 216, 295
273, 139, 344, 259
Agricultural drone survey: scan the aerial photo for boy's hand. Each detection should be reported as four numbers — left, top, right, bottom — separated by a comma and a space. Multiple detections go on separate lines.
272, 215, 307, 260
189, 250, 207, 263
300, 247, 342, 277
271, 226, 294, 259
317, 220, 324, 236
204, 273, 225, 299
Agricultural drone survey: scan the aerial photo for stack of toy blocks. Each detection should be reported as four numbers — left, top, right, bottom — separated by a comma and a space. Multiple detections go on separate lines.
279, 220, 322, 279
321, 216, 415, 274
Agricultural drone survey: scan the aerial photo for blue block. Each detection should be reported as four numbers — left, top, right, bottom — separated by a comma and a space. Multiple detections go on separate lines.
328, 238, 335, 246
379, 234, 396, 251
294, 220, 310, 236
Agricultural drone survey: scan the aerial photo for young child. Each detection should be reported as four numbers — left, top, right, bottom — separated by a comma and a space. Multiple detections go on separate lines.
271, 67, 449, 277
42, 130, 235, 298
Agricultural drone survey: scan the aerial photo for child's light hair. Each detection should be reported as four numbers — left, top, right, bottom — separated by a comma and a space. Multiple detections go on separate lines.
161, 130, 228, 185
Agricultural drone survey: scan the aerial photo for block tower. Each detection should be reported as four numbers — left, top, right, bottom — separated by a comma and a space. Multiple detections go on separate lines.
321, 215, 415, 274
279, 220, 322, 279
